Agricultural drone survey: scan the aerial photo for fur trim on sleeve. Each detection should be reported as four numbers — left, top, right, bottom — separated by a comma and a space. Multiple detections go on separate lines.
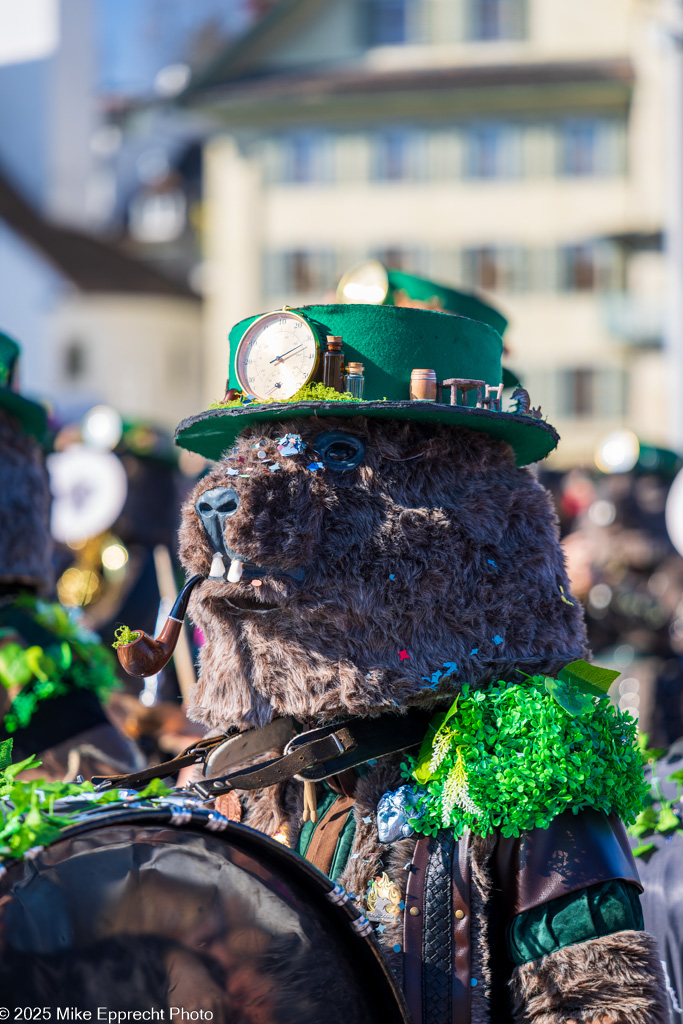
510, 930, 669, 1024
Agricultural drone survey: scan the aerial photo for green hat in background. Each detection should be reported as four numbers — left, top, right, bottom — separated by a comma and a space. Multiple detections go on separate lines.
0, 333, 47, 444
335, 261, 519, 387
175, 303, 556, 466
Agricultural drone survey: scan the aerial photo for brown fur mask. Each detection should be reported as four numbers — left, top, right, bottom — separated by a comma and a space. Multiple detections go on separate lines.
178, 417, 588, 731
0, 409, 52, 591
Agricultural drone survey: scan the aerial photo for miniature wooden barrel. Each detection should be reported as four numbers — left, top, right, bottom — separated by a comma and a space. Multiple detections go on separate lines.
410, 368, 437, 401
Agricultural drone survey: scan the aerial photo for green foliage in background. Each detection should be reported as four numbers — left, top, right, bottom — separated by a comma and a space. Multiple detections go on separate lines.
0, 597, 119, 733
628, 734, 683, 858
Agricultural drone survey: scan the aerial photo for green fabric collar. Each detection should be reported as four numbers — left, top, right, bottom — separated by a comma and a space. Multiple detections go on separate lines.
296, 787, 357, 884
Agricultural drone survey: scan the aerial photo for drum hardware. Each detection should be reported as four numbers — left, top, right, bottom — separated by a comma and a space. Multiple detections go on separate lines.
0, 800, 410, 1020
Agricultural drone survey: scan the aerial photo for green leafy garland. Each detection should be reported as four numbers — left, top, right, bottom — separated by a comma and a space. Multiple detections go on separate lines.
401, 675, 647, 839
0, 740, 170, 859
0, 597, 119, 733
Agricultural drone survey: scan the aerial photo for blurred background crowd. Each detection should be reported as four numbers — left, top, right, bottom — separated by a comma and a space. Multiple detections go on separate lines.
1, 0, 683, 767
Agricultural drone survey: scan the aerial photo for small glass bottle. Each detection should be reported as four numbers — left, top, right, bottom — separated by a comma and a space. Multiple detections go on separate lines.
323, 335, 344, 392
344, 362, 365, 400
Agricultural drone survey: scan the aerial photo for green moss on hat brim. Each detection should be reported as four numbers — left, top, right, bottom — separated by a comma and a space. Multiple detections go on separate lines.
174, 399, 559, 466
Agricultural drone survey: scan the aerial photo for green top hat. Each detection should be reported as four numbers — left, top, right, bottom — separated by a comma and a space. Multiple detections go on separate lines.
0, 333, 47, 444
175, 304, 557, 466
336, 262, 518, 388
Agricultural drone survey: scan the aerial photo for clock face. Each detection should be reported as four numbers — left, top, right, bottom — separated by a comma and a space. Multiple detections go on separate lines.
234, 311, 320, 401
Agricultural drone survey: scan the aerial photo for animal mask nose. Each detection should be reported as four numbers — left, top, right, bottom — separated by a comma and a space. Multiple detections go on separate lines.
195, 487, 239, 553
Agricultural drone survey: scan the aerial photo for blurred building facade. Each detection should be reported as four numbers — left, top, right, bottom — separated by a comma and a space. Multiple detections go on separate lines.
185, 0, 669, 463
0, 163, 203, 431
0, 0, 205, 430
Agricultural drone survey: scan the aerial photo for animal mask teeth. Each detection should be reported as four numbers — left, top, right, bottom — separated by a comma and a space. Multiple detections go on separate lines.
227, 558, 244, 583
209, 552, 227, 580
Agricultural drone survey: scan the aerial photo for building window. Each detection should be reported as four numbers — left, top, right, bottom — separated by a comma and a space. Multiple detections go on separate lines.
467, 0, 526, 40
291, 252, 315, 292
561, 121, 599, 176
563, 368, 595, 417
373, 130, 425, 181
371, 247, 429, 273
263, 250, 337, 299
557, 368, 627, 418
559, 119, 626, 177
366, 0, 411, 44
461, 246, 527, 292
465, 123, 523, 179
559, 244, 596, 290
558, 242, 622, 291
281, 133, 334, 184
63, 341, 87, 381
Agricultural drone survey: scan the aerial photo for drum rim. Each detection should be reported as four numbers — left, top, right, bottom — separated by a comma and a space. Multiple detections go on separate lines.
0, 801, 411, 1023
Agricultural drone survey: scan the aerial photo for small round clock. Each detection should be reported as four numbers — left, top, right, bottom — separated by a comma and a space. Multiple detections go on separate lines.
234, 309, 320, 401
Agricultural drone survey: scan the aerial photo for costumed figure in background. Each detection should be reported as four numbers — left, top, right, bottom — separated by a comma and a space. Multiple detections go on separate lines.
0, 334, 140, 780
128, 302, 667, 1023
628, 737, 683, 1024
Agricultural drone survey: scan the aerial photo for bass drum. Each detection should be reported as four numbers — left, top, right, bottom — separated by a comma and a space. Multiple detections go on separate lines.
0, 800, 409, 1022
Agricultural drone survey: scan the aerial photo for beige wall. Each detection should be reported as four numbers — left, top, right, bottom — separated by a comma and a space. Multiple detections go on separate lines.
52, 294, 203, 431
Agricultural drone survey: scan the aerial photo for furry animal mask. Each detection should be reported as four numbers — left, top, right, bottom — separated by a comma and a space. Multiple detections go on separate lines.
178, 417, 588, 731
0, 410, 52, 591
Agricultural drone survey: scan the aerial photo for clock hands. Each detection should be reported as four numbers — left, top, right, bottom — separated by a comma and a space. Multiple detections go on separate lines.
270, 344, 304, 364
265, 382, 282, 396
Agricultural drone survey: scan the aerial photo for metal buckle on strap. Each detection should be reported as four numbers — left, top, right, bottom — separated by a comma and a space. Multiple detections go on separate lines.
330, 732, 348, 755
291, 728, 355, 782
192, 726, 358, 798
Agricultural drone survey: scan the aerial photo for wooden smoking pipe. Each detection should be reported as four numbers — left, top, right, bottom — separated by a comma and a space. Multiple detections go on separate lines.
117, 574, 203, 678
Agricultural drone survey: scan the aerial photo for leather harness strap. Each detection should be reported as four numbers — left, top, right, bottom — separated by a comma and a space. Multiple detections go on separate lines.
92, 733, 233, 789
403, 832, 473, 1024
422, 832, 455, 1023
451, 831, 472, 1022
403, 836, 431, 1024
304, 794, 356, 876
94, 709, 431, 796
194, 728, 357, 796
